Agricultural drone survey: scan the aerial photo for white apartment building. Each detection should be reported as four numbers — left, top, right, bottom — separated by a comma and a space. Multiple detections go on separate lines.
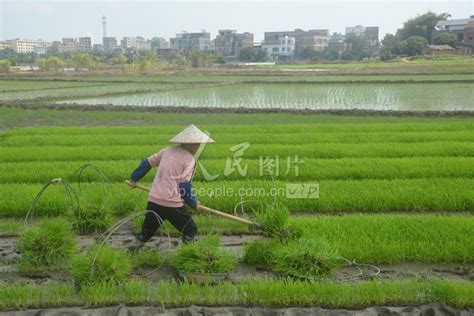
121, 37, 137, 49
262, 35, 296, 60
7, 39, 51, 53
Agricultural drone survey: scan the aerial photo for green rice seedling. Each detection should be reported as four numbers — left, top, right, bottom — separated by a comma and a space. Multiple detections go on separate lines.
255, 203, 302, 240
71, 204, 113, 234
131, 248, 164, 270
1, 278, 474, 310
242, 238, 280, 266
1, 141, 473, 163
1, 156, 474, 184
170, 235, 237, 274
17, 218, 76, 272
270, 238, 341, 280
68, 245, 132, 285
3, 130, 473, 147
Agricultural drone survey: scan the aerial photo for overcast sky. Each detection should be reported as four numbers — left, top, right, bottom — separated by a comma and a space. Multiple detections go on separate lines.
1, 0, 473, 43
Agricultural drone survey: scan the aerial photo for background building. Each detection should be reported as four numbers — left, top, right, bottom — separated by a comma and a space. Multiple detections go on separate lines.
434, 16, 474, 43
61, 38, 78, 53
78, 37, 92, 52
214, 30, 254, 60
103, 37, 118, 52
264, 29, 330, 55
262, 35, 295, 60
0, 42, 11, 50
121, 37, 137, 49
328, 33, 351, 54
6, 39, 51, 53
170, 32, 211, 52
345, 25, 380, 48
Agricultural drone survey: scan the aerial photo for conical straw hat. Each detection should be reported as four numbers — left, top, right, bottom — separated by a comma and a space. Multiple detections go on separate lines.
170, 124, 215, 144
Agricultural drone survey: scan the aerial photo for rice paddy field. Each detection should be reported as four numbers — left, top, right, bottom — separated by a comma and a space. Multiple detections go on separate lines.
0, 62, 473, 313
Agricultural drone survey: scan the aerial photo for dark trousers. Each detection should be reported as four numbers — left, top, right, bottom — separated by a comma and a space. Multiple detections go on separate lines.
138, 201, 197, 243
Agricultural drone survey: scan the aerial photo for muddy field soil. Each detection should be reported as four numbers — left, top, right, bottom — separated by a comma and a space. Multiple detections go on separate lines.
1, 233, 473, 284
1, 302, 473, 316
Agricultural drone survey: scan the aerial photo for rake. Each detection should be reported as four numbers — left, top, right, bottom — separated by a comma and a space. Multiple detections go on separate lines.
124, 180, 261, 228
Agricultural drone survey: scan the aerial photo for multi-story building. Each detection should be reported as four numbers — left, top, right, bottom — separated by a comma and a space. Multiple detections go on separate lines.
121, 37, 137, 49
345, 25, 379, 47
6, 39, 51, 53
103, 37, 118, 52
170, 32, 211, 52
464, 20, 474, 45
434, 16, 474, 43
136, 37, 152, 50
328, 33, 351, 54
264, 29, 330, 55
345, 25, 365, 37
78, 37, 92, 52
151, 37, 170, 49
93, 44, 104, 52
364, 27, 379, 47
121, 37, 152, 51
0, 41, 11, 50
33, 45, 49, 55
214, 30, 254, 60
262, 35, 295, 60
61, 38, 78, 53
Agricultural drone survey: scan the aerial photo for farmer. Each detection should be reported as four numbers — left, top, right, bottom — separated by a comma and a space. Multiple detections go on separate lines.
127, 124, 214, 250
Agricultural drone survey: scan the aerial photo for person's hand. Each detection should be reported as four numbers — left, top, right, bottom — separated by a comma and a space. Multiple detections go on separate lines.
194, 200, 200, 209
128, 180, 137, 189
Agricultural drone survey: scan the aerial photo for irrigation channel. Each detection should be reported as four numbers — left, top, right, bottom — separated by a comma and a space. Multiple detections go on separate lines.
59, 82, 474, 111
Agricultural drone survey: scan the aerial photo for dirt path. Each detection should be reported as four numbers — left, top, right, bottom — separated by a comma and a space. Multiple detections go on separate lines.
1, 302, 472, 316
1, 234, 473, 283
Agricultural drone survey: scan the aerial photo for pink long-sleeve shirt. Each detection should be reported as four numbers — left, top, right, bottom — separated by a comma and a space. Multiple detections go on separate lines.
146, 146, 196, 208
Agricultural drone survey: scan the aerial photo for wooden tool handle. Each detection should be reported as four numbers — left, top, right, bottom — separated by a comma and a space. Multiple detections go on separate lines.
125, 180, 260, 228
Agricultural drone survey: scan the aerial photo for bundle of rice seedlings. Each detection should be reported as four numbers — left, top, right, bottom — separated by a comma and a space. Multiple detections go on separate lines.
131, 248, 164, 270
170, 235, 237, 274
255, 203, 301, 240
242, 238, 280, 266
271, 238, 341, 279
71, 203, 113, 234
17, 218, 76, 272
69, 245, 132, 285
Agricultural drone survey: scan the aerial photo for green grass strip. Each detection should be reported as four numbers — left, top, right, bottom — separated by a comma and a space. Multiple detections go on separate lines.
0, 142, 472, 162
0, 279, 473, 310
0, 157, 472, 184
291, 215, 474, 263
2, 130, 473, 146
0, 178, 472, 217
5, 120, 473, 135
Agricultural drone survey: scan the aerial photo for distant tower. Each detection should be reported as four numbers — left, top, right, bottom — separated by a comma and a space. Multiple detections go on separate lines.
102, 16, 107, 38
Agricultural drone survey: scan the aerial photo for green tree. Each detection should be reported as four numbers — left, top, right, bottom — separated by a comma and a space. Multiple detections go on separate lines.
406, 35, 429, 56
345, 34, 365, 52
254, 48, 267, 62
380, 46, 394, 61
239, 47, 255, 62
36, 57, 50, 71
111, 55, 128, 72
0, 60, 12, 73
47, 56, 65, 72
211, 54, 226, 64
301, 47, 317, 60
71, 53, 96, 71
190, 50, 212, 68
432, 32, 458, 48
396, 11, 451, 43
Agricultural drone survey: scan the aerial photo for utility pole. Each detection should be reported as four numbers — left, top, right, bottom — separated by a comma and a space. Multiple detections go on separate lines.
102, 16, 107, 38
